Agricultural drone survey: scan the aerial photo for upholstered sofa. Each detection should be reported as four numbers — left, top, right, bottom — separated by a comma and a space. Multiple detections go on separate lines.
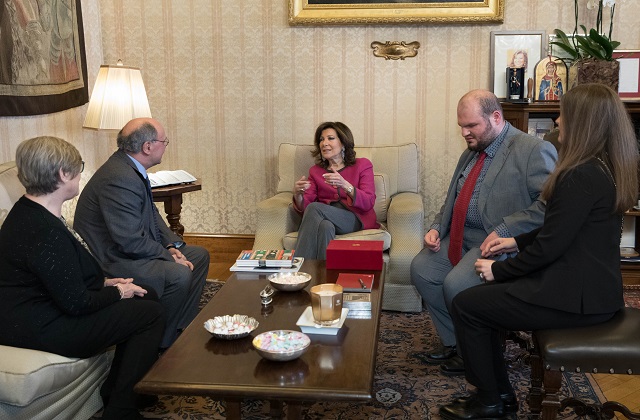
0, 161, 112, 420
254, 143, 425, 312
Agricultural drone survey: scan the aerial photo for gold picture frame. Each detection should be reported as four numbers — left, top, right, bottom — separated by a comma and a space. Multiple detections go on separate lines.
289, 0, 504, 25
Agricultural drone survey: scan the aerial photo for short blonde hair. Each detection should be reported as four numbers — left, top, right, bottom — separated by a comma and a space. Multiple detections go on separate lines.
16, 136, 83, 195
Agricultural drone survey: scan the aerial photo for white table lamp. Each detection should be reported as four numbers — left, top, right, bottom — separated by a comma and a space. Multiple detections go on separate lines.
83, 60, 152, 130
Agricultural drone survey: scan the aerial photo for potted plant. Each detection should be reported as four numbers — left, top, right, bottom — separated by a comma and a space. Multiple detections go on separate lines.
551, 0, 620, 90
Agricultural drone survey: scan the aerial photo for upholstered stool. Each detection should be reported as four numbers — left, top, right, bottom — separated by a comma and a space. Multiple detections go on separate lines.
528, 307, 640, 419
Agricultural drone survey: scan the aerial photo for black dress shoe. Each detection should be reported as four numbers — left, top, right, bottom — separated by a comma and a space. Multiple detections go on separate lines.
440, 354, 465, 376
455, 393, 518, 413
440, 395, 505, 419
136, 394, 159, 409
425, 345, 457, 364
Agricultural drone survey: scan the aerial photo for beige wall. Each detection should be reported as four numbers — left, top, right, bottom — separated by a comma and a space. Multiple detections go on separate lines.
1, 0, 639, 233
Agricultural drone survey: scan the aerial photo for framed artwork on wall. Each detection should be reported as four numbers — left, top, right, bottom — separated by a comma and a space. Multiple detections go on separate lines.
0, 0, 88, 116
613, 50, 640, 100
490, 31, 546, 100
534, 56, 567, 101
289, 0, 504, 25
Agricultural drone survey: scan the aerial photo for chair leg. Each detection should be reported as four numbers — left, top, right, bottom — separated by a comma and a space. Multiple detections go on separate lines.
528, 350, 544, 415
541, 370, 563, 420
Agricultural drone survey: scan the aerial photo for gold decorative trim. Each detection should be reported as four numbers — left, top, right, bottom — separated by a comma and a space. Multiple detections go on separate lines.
371, 41, 420, 60
289, 0, 504, 25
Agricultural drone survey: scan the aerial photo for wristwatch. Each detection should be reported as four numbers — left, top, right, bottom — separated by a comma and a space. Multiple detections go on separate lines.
346, 185, 354, 194
166, 241, 185, 250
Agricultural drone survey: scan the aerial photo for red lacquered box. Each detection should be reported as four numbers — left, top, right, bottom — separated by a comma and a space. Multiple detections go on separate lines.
326, 240, 384, 270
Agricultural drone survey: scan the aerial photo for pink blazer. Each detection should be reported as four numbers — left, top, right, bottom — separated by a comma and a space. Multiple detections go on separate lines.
293, 158, 379, 230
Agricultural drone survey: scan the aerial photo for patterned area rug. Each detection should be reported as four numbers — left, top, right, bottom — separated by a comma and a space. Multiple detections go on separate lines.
133, 280, 612, 419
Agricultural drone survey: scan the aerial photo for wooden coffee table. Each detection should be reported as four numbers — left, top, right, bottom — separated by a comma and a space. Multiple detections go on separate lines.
135, 259, 384, 419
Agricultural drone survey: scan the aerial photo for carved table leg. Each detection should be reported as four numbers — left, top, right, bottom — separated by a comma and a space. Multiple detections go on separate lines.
161, 194, 184, 237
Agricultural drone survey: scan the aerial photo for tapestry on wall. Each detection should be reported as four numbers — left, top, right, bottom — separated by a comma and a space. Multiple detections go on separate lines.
0, 0, 88, 116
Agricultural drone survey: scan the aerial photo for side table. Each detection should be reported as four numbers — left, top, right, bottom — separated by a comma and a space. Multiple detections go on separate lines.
151, 180, 202, 237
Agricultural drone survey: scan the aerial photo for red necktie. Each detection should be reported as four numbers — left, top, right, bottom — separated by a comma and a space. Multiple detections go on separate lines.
448, 152, 487, 266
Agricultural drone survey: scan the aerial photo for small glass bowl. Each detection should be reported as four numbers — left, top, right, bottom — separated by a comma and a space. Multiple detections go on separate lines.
204, 314, 259, 340
268, 272, 312, 292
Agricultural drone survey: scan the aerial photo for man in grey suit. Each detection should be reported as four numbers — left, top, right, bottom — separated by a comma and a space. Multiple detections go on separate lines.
74, 118, 209, 349
411, 90, 557, 376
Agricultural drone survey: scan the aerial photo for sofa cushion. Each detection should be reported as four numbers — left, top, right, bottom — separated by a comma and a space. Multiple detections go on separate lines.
373, 173, 389, 223
0, 162, 25, 226
0, 345, 104, 407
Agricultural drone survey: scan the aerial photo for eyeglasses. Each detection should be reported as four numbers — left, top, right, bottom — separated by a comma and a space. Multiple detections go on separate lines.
80, 161, 85, 173
152, 137, 170, 147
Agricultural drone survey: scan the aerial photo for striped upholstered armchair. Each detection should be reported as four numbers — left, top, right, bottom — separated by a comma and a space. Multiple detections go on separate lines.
254, 143, 425, 312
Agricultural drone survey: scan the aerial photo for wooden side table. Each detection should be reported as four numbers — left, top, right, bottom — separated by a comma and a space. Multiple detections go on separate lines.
151, 180, 202, 237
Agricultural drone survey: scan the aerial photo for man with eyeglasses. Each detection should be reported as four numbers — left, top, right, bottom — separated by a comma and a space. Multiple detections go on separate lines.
74, 118, 209, 350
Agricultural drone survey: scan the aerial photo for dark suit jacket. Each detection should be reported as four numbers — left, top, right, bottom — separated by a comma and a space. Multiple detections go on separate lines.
74, 150, 182, 293
433, 124, 558, 238
492, 160, 624, 315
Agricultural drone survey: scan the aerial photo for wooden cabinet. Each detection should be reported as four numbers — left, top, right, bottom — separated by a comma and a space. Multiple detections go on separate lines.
501, 101, 640, 286
501, 100, 640, 134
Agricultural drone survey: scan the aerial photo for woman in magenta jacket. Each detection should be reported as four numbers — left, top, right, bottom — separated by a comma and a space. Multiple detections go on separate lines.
292, 121, 378, 259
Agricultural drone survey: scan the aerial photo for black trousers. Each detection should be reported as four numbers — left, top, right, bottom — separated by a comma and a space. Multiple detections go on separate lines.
451, 282, 614, 403
37, 286, 165, 419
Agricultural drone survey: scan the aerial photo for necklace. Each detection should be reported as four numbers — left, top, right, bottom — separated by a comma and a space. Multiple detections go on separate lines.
596, 157, 624, 240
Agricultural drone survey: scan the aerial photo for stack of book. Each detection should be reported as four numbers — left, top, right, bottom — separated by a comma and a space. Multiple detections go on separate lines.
337, 273, 374, 319
235, 249, 295, 268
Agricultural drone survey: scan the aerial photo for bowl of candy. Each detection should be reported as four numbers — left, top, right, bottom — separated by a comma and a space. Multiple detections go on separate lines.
252, 330, 310, 361
204, 314, 259, 340
268, 272, 312, 292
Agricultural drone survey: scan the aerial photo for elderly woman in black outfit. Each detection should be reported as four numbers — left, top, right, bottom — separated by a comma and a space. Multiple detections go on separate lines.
0, 137, 165, 420
439, 84, 638, 420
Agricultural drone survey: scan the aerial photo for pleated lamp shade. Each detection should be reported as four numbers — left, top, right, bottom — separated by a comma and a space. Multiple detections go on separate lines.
83, 61, 152, 130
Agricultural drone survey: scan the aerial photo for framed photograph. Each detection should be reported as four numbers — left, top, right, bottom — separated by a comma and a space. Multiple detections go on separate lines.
490, 31, 546, 100
534, 56, 567, 102
289, 0, 504, 25
613, 50, 640, 100
548, 34, 575, 63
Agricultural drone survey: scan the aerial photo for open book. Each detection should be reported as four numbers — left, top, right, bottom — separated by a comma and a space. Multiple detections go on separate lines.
148, 170, 197, 188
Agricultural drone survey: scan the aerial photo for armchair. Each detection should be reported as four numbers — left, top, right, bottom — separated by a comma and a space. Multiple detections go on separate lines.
254, 143, 424, 312
0, 161, 112, 420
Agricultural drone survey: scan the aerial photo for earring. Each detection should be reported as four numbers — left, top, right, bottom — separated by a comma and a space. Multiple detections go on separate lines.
341, 148, 345, 159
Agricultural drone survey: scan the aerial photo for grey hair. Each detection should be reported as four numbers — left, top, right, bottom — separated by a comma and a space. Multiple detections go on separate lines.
117, 122, 157, 153
16, 136, 82, 196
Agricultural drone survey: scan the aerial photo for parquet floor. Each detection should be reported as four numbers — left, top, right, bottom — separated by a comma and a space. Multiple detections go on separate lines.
594, 373, 640, 418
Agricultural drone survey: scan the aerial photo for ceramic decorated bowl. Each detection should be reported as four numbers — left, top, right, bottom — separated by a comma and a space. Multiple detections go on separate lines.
252, 330, 310, 361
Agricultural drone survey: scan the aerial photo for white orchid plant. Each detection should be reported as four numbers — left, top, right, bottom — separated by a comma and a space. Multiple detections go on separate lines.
551, 0, 620, 62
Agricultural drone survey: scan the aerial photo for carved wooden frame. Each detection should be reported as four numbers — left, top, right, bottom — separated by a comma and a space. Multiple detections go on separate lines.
289, 0, 504, 25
